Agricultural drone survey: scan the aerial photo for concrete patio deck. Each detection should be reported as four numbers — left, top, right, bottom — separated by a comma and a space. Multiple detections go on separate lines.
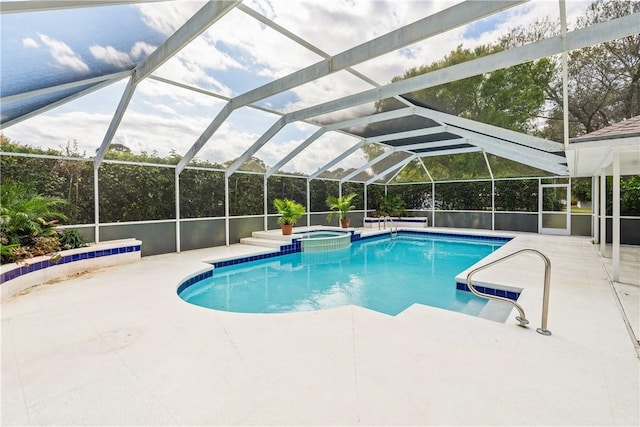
1, 229, 638, 426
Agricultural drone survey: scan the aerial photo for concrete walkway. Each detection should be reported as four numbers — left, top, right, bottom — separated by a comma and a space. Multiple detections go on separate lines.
2, 230, 638, 426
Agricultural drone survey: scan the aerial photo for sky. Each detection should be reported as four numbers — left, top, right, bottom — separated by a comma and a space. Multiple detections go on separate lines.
1, 0, 591, 176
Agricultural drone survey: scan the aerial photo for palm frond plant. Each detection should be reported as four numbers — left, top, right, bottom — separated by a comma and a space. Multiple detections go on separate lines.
0, 181, 69, 263
326, 193, 357, 228
273, 198, 306, 235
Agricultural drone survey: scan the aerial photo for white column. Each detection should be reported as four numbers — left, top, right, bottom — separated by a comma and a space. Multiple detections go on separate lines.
491, 179, 495, 231
599, 172, 606, 257
592, 175, 599, 243
225, 174, 230, 246
93, 166, 100, 243
263, 175, 268, 231
559, 0, 570, 150
431, 181, 435, 227
364, 183, 368, 222
306, 179, 311, 226
613, 151, 620, 282
175, 171, 181, 253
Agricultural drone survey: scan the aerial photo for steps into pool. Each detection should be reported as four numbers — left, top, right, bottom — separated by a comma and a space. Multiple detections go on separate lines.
240, 228, 358, 251
240, 237, 288, 249
240, 230, 296, 249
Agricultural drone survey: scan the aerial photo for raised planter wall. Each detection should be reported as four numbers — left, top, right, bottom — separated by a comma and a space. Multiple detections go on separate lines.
1, 238, 142, 300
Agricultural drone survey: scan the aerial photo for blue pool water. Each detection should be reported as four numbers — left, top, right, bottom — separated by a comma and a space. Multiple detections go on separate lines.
179, 234, 508, 317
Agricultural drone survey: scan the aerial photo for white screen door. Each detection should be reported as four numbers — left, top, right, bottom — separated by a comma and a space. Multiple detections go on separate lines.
539, 183, 570, 235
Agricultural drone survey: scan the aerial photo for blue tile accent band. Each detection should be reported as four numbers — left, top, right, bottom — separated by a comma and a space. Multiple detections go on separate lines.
177, 270, 214, 294
0, 245, 141, 285
400, 229, 512, 242
456, 282, 520, 301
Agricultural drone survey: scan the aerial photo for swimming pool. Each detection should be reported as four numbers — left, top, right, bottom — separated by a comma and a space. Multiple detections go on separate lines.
179, 232, 512, 318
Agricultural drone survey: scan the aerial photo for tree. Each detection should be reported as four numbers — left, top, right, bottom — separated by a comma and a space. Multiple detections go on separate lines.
511, 0, 640, 140
376, 44, 553, 134
224, 156, 267, 173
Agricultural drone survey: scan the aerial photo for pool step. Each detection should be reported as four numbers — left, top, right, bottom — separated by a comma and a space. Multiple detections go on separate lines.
251, 230, 294, 241
240, 237, 288, 249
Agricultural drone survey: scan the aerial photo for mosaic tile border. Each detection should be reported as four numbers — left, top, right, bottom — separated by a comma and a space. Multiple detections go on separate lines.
400, 229, 512, 242
456, 282, 521, 301
177, 270, 214, 295
1, 245, 141, 284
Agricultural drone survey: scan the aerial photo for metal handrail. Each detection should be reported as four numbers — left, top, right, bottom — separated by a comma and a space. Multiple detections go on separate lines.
384, 216, 398, 236
466, 248, 552, 336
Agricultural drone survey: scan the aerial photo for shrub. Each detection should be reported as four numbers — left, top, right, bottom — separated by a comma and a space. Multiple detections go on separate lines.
0, 181, 72, 264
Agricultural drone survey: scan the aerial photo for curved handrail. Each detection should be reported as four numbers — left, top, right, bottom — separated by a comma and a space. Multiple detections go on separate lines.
466, 248, 552, 336
384, 216, 398, 236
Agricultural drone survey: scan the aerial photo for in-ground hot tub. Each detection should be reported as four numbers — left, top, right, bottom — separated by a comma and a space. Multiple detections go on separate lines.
297, 230, 351, 252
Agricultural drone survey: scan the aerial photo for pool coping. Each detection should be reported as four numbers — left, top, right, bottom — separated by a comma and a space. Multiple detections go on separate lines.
2, 230, 638, 426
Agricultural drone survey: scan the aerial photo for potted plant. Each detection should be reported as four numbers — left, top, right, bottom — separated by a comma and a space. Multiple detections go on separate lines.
273, 198, 306, 235
326, 193, 357, 228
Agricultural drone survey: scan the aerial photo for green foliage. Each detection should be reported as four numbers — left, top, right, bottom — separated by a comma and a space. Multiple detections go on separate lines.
391, 159, 430, 184
366, 185, 386, 215
387, 184, 432, 210
273, 198, 306, 225
1, 135, 94, 223
422, 152, 491, 181
622, 176, 640, 216
1, 181, 67, 243
378, 44, 553, 134
0, 181, 69, 263
309, 180, 339, 212
230, 156, 268, 173
99, 163, 176, 222
57, 229, 86, 250
376, 194, 406, 217
326, 193, 357, 222
267, 176, 307, 214
487, 154, 549, 178
180, 169, 225, 218
436, 181, 492, 211
103, 147, 181, 165
229, 173, 264, 216
607, 175, 640, 216
494, 180, 538, 212
342, 182, 364, 209
571, 177, 592, 206
521, 0, 640, 139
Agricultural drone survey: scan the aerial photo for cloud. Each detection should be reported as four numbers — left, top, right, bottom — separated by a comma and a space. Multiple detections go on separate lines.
139, 5, 322, 95
265, 132, 364, 175
136, 1, 208, 36
89, 45, 133, 68
89, 41, 157, 68
22, 38, 39, 48
12, 0, 601, 174
152, 37, 239, 96
130, 41, 156, 59
135, 77, 229, 110
4, 111, 113, 156
38, 34, 89, 73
